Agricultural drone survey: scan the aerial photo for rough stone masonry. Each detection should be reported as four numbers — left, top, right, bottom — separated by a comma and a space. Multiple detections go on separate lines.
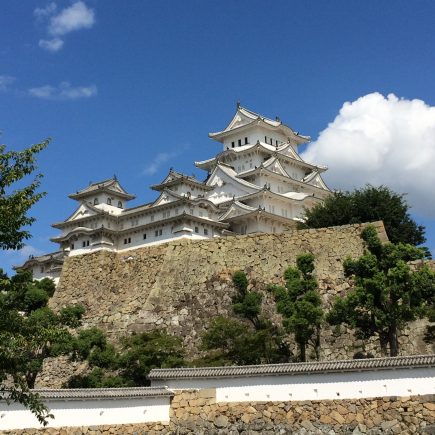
40, 222, 434, 387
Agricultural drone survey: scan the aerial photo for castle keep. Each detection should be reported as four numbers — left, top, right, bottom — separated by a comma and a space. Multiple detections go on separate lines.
18, 105, 330, 279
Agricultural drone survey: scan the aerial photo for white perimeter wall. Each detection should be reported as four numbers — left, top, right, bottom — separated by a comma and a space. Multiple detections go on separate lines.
153, 367, 435, 402
0, 397, 170, 431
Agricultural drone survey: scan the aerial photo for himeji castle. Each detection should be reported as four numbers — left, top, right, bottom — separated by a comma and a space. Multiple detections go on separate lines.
17, 104, 331, 281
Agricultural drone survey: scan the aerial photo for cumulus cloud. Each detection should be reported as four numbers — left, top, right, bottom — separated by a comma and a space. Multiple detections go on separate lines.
0, 75, 15, 92
34, 2, 57, 18
28, 81, 97, 100
38, 37, 64, 52
35, 1, 95, 52
301, 92, 435, 217
49, 1, 95, 36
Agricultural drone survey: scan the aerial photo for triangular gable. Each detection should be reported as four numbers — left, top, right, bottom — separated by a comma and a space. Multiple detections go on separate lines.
225, 108, 257, 132
109, 180, 128, 194
157, 169, 183, 186
205, 165, 260, 204
65, 202, 100, 222
277, 143, 303, 161
206, 165, 260, 192
218, 201, 256, 221
303, 171, 330, 190
263, 157, 289, 177
152, 189, 183, 207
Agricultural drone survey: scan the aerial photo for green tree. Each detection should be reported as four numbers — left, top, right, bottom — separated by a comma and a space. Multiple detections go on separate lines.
118, 330, 185, 386
0, 140, 56, 424
269, 254, 323, 362
200, 271, 291, 365
66, 328, 186, 388
301, 185, 426, 246
1, 269, 84, 424
327, 226, 435, 356
0, 141, 49, 250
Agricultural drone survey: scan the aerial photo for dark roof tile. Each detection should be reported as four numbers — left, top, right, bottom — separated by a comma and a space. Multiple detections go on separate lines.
148, 354, 435, 380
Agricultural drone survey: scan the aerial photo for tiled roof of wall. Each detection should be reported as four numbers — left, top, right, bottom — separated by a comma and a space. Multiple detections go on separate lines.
11, 387, 173, 401
148, 354, 435, 380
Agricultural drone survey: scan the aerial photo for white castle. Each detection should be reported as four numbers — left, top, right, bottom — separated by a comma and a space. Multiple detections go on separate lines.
18, 105, 330, 282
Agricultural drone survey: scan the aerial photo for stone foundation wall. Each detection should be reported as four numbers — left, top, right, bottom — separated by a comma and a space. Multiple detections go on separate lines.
40, 223, 434, 387
5, 390, 435, 434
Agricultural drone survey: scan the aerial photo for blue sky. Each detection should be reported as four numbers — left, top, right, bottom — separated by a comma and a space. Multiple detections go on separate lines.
1, 1, 435, 273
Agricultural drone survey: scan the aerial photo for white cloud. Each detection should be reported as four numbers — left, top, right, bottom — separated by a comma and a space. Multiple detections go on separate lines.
28, 81, 97, 100
34, 2, 57, 18
49, 1, 95, 36
35, 1, 95, 52
143, 151, 181, 176
301, 92, 435, 218
38, 37, 64, 52
0, 75, 15, 92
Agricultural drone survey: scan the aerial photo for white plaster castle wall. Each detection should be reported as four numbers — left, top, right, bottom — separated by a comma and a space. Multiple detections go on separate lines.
31, 266, 61, 285
152, 367, 435, 403
0, 397, 170, 431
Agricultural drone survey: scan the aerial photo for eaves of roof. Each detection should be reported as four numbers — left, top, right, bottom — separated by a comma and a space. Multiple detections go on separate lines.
148, 354, 435, 380
151, 178, 213, 191
69, 187, 136, 201
221, 209, 299, 226
1, 387, 172, 401
239, 167, 331, 195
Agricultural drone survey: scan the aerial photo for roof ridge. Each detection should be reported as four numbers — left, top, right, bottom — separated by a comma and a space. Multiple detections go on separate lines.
148, 354, 435, 379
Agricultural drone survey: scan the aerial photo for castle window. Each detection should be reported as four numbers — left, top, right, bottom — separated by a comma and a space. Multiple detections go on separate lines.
107, 198, 112, 205
40, 266, 44, 273
265, 136, 267, 142
143, 233, 147, 240
270, 138, 273, 145
93, 198, 99, 205
245, 137, 248, 144
82, 240, 90, 248
124, 237, 131, 244
118, 201, 123, 208
276, 140, 278, 146
195, 226, 199, 233
204, 228, 208, 235
70, 243, 75, 250
238, 139, 241, 146
159, 229, 162, 236
231, 141, 235, 148
155, 230, 158, 237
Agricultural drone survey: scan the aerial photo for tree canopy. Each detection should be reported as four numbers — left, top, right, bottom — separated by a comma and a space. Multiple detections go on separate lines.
0, 269, 84, 424
67, 329, 185, 388
269, 254, 324, 362
301, 185, 425, 246
199, 271, 290, 366
327, 226, 435, 356
0, 140, 54, 424
0, 141, 49, 250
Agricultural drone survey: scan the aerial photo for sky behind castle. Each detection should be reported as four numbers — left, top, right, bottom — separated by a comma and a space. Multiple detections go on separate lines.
1, 1, 435, 272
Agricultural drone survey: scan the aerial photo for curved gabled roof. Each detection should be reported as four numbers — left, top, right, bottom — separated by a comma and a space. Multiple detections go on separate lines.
208, 105, 310, 144
206, 163, 261, 193
195, 141, 325, 173
69, 177, 135, 201
151, 169, 212, 192
52, 202, 112, 229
